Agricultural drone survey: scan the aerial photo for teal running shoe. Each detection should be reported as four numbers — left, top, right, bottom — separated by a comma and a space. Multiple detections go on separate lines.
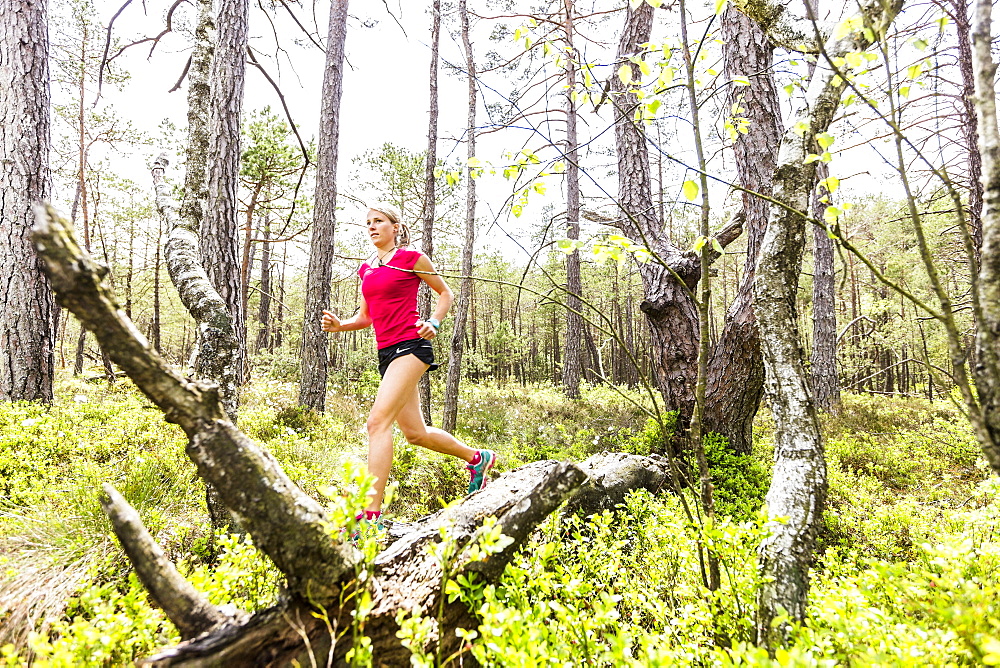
349, 517, 386, 545
466, 449, 497, 494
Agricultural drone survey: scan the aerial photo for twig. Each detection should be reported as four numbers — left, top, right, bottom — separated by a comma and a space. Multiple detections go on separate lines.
246, 47, 312, 229
95, 0, 137, 105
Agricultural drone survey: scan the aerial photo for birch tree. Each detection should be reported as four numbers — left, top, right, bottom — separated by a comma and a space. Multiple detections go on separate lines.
740, 0, 904, 642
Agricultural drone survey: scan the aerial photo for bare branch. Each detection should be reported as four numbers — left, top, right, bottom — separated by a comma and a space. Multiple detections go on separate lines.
277, 0, 325, 52
245, 48, 312, 229
168, 54, 192, 93
100, 483, 236, 639
95, 0, 136, 105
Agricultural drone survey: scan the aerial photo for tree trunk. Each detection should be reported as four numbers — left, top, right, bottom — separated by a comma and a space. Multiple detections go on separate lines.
747, 0, 903, 641
0, 0, 55, 402
180, 0, 211, 236
703, 4, 782, 453
299, 0, 349, 411
968, 0, 1000, 474
201, 0, 248, 389
613, 4, 750, 449
953, 0, 983, 261
561, 0, 583, 400
177, 0, 238, 428
442, 0, 477, 434
612, 3, 700, 439
418, 0, 441, 426
152, 157, 242, 431
810, 166, 840, 411
152, 226, 162, 354
255, 216, 272, 354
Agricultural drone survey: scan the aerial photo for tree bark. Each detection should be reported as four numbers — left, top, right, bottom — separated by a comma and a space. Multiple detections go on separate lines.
704, 5, 782, 452
201, 0, 249, 388
561, 0, 584, 400
613, 3, 757, 451
810, 166, 840, 411
969, 0, 1000, 474
612, 3, 700, 437
152, 157, 241, 426
952, 0, 983, 261
748, 0, 902, 642
299, 0, 349, 411
418, 0, 441, 426
180, 0, 212, 237
442, 0, 477, 433
100, 484, 236, 640
0, 0, 55, 402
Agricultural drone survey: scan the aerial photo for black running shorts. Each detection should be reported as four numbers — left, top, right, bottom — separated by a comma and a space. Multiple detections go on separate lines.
377, 338, 439, 377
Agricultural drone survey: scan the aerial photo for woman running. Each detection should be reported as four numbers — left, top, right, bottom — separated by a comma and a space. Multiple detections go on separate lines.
321, 203, 497, 531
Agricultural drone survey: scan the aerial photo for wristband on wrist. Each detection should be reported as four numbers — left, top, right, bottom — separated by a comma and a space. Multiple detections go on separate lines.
426, 317, 441, 330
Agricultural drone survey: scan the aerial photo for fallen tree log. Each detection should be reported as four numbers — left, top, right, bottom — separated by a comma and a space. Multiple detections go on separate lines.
29, 203, 675, 665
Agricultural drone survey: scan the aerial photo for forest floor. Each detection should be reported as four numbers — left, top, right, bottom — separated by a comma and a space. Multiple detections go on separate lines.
1, 368, 998, 665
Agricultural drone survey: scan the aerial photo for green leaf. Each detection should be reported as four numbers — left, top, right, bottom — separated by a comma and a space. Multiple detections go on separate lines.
834, 15, 862, 40
793, 120, 810, 137
913, 37, 928, 51
818, 176, 840, 194
692, 235, 707, 252
533, 182, 546, 194
645, 0, 664, 7
907, 62, 923, 80
682, 179, 700, 201
467, 156, 482, 167
823, 205, 841, 223
731, 76, 750, 86
804, 153, 822, 164
816, 132, 835, 149
618, 63, 633, 85
711, 237, 724, 253
714, 0, 728, 14
639, 59, 652, 77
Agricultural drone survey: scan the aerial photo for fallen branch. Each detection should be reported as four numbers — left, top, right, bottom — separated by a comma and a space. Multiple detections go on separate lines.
30, 202, 676, 663
100, 484, 237, 639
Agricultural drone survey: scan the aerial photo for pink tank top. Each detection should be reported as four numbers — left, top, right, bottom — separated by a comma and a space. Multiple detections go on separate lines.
359, 248, 423, 349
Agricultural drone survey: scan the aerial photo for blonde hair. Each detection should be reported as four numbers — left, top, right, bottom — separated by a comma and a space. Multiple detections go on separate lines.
368, 202, 410, 248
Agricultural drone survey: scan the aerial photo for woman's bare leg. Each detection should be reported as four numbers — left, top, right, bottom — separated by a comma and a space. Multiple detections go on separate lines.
395, 383, 477, 460
365, 354, 474, 512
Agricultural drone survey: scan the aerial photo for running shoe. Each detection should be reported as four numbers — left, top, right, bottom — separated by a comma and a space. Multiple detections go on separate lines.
349, 517, 386, 544
466, 449, 497, 494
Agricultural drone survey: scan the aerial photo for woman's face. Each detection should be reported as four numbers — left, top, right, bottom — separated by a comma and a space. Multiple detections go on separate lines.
367, 209, 397, 248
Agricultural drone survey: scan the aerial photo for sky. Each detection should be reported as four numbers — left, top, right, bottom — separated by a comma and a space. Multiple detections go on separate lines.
56, 0, 953, 275
84, 0, 571, 266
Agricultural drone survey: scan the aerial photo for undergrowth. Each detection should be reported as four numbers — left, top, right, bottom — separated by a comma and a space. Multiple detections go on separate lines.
1, 370, 997, 666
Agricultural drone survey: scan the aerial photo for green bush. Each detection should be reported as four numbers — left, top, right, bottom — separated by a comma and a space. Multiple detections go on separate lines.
703, 433, 770, 522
